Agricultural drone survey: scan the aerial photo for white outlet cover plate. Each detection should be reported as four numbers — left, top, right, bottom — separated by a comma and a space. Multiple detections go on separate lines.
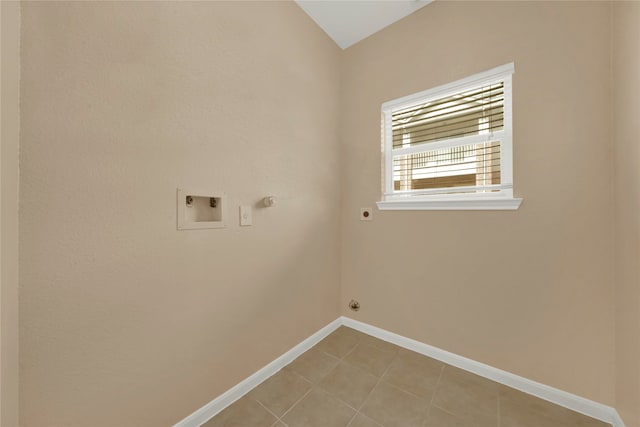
240, 205, 252, 226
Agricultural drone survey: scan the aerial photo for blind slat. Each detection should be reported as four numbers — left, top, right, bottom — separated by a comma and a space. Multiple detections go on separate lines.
391, 82, 505, 149
392, 84, 504, 119
392, 102, 504, 129
392, 112, 504, 146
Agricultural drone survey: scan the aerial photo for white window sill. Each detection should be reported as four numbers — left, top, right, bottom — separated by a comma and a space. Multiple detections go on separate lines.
376, 196, 523, 211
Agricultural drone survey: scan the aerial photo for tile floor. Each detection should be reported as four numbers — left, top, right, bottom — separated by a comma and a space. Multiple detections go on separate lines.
203, 326, 611, 427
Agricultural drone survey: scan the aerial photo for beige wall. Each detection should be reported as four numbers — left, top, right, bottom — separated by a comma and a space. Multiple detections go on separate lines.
19, 2, 341, 426
340, 1, 615, 405
613, 2, 640, 426
14, 1, 640, 425
1, 1, 21, 426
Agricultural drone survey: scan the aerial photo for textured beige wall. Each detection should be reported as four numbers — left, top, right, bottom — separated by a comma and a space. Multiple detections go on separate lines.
1, 1, 21, 426
19, 2, 341, 426
613, 2, 640, 426
340, 1, 615, 405
16, 1, 639, 425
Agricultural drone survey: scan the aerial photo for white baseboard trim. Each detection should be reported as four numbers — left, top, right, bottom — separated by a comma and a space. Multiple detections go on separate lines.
173, 316, 626, 427
340, 316, 625, 427
172, 318, 342, 427
611, 411, 628, 427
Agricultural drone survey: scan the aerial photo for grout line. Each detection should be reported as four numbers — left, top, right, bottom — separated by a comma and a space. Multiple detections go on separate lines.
380, 376, 436, 403
279, 330, 366, 423
285, 368, 316, 386
430, 403, 486, 424
346, 412, 384, 427
417, 365, 444, 427
348, 346, 400, 424
359, 351, 397, 411
319, 332, 400, 427
374, 353, 444, 405
339, 337, 363, 362
278, 387, 313, 421
368, 343, 442, 405
497, 386, 501, 427
322, 351, 342, 362
323, 390, 360, 414
428, 369, 502, 427
298, 362, 361, 414
286, 369, 317, 385
251, 369, 314, 424
344, 412, 358, 427
278, 416, 290, 427
425, 363, 445, 420
254, 399, 281, 422
404, 361, 444, 426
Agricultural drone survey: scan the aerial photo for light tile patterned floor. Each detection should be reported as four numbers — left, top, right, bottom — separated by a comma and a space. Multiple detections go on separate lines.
203, 326, 611, 427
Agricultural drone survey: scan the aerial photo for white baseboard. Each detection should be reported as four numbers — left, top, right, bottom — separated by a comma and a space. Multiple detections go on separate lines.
340, 316, 625, 427
172, 318, 342, 427
173, 316, 626, 427
611, 411, 628, 427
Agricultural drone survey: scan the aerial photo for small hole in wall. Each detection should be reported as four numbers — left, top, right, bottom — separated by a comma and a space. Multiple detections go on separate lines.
349, 299, 360, 311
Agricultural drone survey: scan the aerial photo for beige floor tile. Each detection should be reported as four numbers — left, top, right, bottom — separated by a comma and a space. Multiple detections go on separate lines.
358, 333, 402, 355
281, 388, 356, 427
285, 347, 341, 384
315, 327, 362, 359
248, 369, 311, 417
348, 413, 383, 427
202, 397, 276, 427
360, 381, 429, 427
344, 343, 396, 377
431, 366, 498, 426
319, 361, 379, 409
499, 387, 610, 427
382, 348, 443, 400
425, 405, 493, 427
559, 412, 610, 427
499, 410, 559, 427
499, 386, 563, 427
206, 335, 611, 427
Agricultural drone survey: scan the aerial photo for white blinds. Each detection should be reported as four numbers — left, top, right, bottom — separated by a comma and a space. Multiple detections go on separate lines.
392, 141, 501, 192
391, 83, 504, 149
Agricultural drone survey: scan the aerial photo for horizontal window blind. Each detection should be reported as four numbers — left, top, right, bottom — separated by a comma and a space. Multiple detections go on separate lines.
392, 83, 504, 149
393, 142, 501, 192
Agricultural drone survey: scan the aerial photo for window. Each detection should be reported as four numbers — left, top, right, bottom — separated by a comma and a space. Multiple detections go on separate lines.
377, 63, 522, 210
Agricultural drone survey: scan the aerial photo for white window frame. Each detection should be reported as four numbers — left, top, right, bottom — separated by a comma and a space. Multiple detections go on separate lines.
376, 63, 522, 211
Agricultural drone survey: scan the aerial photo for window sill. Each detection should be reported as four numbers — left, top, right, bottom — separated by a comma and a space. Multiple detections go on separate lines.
376, 196, 523, 211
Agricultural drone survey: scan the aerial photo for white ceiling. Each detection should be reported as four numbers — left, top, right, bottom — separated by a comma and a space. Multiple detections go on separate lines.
295, 0, 432, 49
